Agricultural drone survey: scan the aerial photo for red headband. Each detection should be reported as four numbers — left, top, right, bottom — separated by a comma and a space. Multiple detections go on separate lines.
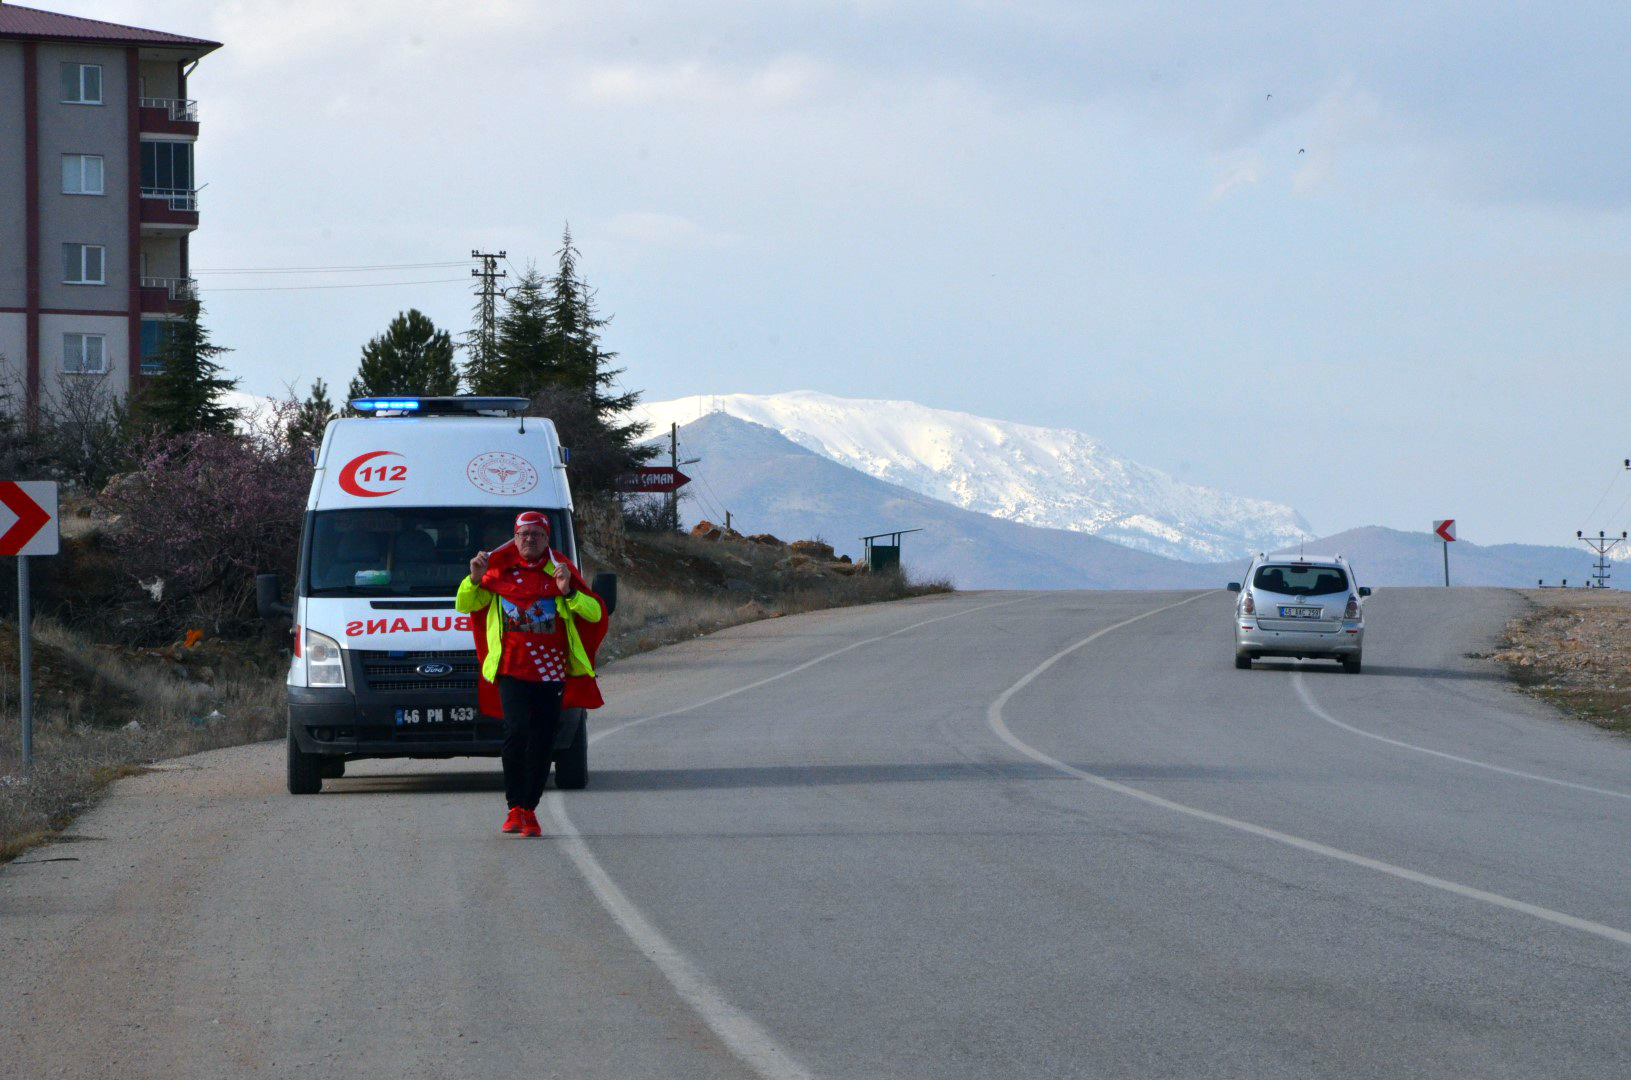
514, 511, 551, 535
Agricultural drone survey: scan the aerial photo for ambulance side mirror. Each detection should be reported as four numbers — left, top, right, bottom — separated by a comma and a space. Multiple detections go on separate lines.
591, 572, 618, 617
256, 573, 293, 620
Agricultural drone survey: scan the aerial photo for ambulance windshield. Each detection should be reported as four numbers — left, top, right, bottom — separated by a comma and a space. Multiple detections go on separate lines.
306, 507, 571, 596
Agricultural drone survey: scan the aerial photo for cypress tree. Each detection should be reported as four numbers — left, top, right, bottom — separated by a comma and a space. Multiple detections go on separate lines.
137, 297, 238, 436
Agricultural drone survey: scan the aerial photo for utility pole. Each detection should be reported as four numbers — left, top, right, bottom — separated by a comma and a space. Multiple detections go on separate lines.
1577, 530, 1626, 588
471, 250, 507, 379
669, 422, 678, 532
663, 423, 701, 532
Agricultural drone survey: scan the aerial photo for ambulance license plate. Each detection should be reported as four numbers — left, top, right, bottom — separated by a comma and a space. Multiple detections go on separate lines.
395, 706, 476, 725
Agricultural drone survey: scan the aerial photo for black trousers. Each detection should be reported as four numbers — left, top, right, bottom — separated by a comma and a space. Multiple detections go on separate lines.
497, 676, 564, 810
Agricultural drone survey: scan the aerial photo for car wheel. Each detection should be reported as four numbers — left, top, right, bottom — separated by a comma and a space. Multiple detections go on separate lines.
287, 729, 323, 795
553, 720, 588, 790
1342, 655, 1362, 674
1235, 654, 1252, 670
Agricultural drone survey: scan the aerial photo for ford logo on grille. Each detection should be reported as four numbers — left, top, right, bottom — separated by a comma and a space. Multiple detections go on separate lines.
416, 662, 454, 678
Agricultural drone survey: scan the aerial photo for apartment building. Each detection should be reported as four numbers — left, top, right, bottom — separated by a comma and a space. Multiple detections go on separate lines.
0, 2, 219, 413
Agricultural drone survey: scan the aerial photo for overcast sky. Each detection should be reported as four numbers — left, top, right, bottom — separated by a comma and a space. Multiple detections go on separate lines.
55, 0, 1631, 548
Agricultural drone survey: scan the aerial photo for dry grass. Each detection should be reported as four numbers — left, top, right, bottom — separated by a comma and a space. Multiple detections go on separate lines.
0, 618, 285, 860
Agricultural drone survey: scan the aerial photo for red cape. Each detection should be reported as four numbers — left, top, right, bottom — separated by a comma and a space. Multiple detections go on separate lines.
469, 542, 607, 717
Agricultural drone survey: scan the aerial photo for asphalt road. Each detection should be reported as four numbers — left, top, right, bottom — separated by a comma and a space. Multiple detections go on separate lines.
4, 587, 1630, 1079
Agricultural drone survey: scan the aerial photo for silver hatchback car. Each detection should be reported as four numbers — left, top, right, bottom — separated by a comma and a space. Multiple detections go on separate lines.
1228, 553, 1370, 672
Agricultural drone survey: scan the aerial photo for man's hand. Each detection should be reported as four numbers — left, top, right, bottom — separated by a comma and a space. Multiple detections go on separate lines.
554, 563, 574, 596
469, 550, 490, 582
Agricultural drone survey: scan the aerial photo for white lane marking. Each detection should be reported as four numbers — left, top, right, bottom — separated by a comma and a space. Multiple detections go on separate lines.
543, 792, 816, 1080
986, 596, 1631, 948
1292, 671, 1631, 801
589, 593, 1033, 745
552, 591, 1032, 1080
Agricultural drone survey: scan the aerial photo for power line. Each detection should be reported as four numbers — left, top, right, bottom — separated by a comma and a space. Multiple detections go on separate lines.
192, 261, 467, 274
1579, 459, 1629, 533
1577, 531, 1627, 588
199, 277, 468, 292
694, 469, 730, 524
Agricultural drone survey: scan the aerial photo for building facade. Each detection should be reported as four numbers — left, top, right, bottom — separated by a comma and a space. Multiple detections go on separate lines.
0, 3, 219, 414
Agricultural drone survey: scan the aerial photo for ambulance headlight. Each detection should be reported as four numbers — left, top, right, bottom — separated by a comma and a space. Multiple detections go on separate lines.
305, 628, 346, 688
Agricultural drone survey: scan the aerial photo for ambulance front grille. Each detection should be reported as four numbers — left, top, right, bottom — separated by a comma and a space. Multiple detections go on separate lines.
354, 650, 479, 694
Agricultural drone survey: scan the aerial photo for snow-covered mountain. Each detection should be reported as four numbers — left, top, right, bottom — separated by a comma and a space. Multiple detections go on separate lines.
641, 391, 1313, 563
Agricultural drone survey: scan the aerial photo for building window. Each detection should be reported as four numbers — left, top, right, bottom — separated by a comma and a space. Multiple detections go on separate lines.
63, 333, 107, 374
60, 63, 102, 104
140, 319, 169, 375
140, 141, 194, 193
63, 243, 105, 284
62, 154, 104, 195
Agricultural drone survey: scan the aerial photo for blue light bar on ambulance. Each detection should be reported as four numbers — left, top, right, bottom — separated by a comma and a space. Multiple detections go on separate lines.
348, 396, 530, 417
351, 398, 421, 413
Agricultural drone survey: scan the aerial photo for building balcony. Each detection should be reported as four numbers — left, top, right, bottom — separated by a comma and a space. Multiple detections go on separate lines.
138, 97, 200, 137
139, 188, 199, 231
139, 276, 196, 315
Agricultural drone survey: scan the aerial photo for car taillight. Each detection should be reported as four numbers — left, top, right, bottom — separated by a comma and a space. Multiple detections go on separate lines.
1344, 595, 1361, 619
1243, 593, 1255, 615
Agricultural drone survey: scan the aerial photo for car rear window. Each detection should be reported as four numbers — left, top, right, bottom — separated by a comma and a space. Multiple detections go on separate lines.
1253, 564, 1349, 596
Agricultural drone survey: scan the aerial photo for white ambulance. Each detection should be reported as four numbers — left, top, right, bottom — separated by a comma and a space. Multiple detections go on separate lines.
260, 396, 615, 795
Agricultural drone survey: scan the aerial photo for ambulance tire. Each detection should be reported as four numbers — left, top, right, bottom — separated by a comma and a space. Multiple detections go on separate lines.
554, 722, 588, 790
288, 729, 323, 795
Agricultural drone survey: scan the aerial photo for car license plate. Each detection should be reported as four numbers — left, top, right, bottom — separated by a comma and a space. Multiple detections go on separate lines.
395, 706, 476, 725
1280, 606, 1322, 619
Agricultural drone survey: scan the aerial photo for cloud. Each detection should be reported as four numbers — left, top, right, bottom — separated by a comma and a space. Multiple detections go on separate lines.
582, 62, 720, 106
578, 53, 842, 110
604, 213, 735, 250
1209, 152, 1267, 202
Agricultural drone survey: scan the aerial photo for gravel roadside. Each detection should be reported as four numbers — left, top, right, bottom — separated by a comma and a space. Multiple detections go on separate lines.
1491, 588, 1631, 736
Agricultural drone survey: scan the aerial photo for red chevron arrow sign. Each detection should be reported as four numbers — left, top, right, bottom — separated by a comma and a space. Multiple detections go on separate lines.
1433, 519, 1456, 543
616, 467, 692, 494
0, 481, 58, 556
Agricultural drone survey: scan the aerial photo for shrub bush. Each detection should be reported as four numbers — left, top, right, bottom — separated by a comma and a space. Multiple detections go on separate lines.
105, 403, 312, 636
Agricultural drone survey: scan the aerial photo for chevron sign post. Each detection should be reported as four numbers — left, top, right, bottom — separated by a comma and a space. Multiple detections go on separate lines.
5, 481, 58, 770
1433, 518, 1456, 587
1, 481, 57, 556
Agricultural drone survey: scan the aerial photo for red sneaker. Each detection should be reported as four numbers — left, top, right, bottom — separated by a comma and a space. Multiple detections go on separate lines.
501, 806, 525, 834
519, 808, 542, 837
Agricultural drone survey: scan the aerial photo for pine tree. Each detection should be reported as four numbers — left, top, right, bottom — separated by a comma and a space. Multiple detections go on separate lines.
137, 298, 239, 436
290, 378, 335, 445
347, 309, 459, 400
467, 229, 655, 496
540, 228, 649, 467
534, 228, 653, 494
470, 266, 552, 395
460, 285, 500, 393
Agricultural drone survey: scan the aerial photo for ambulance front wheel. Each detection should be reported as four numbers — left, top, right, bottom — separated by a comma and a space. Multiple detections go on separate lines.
288, 728, 323, 795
